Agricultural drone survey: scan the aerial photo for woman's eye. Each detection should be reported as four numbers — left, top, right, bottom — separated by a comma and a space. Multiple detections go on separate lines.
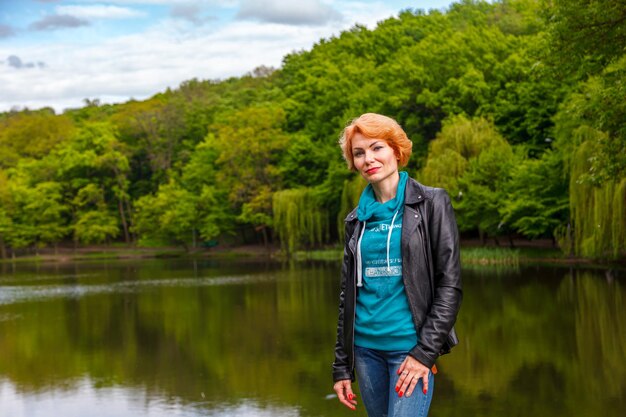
354, 151, 364, 157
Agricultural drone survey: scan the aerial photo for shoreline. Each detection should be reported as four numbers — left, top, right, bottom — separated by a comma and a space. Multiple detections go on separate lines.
1, 242, 624, 269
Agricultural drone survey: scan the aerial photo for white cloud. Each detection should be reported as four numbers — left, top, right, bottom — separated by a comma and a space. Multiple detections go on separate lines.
0, 24, 16, 38
170, 2, 216, 25
55, 5, 146, 20
0, 1, 425, 112
77, 0, 236, 5
237, 0, 342, 25
0, 18, 338, 111
29, 14, 90, 31
5, 55, 46, 69
337, 1, 405, 27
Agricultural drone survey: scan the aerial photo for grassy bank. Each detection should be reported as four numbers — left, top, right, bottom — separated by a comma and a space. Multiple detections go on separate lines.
0, 247, 186, 264
461, 247, 520, 266
292, 245, 577, 266
0, 243, 281, 264
292, 244, 610, 268
0, 243, 613, 267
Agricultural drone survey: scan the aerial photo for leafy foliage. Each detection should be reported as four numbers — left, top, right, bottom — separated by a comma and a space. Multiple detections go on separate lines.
542, 0, 626, 76
500, 150, 569, 239
0, 0, 623, 258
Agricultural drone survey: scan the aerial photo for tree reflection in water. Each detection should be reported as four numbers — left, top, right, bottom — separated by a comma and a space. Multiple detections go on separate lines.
0, 260, 624, 416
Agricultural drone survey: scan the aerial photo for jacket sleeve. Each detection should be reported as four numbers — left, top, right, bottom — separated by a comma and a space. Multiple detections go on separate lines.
410, 189, 462, 368
332, 225, 354, 382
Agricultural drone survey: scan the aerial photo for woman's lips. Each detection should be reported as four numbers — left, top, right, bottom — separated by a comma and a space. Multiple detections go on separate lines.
365, 167, 380, 174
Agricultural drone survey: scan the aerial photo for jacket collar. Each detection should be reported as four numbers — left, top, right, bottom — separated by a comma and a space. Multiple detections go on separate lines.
345, 207, 358, 223
404, 177, 427, 205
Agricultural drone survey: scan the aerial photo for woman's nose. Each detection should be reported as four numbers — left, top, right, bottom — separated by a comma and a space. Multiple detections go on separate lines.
364, 151, 375, 163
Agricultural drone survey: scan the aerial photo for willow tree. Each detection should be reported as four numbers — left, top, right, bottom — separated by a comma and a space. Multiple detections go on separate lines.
420, 115, 510, 197
567, 132, 626, 259
273, 188, 329, 254
336, 175, 367, 242
554, 56, 626, 259
420, 116, 517, 242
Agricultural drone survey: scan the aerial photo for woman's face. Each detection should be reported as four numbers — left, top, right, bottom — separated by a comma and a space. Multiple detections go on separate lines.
351, 132, 399, 184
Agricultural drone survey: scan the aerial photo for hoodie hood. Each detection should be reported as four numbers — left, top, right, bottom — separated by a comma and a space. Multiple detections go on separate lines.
357, 171, 408, 222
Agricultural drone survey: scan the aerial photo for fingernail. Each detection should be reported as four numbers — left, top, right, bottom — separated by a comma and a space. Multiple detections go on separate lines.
395, 386, 399, 392
397, 369, 401, 375
399, 391, 403, 397
423, 389, 427, 395
348, 393, 353, 400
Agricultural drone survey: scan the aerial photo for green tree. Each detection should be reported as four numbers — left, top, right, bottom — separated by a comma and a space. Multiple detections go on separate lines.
51, 123, 131, 243
24, 182, 68, 251
71, 183, 119, 244
0, 110, 75, 168
543, 0, 626, 77
420, 116, 515, 241
210, 105, 289, 244
279, 133, 329, 189
500, 149, 569, 239
421, 115, 509, 197
0, 169, 70, 253
0, 176, 36, 253
0, 169, 12, 258
132, 181, 199, 249
132, 181, 228, 250
456, 141, 515, 242
552, 52, 626, 258
554, 56, 626, 185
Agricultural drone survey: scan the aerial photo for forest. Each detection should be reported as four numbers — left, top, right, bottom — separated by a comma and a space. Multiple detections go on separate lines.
0, 0, 624, 260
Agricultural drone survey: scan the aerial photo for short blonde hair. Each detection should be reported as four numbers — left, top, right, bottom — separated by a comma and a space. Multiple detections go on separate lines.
339, 113, 413, 171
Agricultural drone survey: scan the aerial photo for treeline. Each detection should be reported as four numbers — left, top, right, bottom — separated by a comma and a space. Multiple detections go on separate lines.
0, 0, 624, 259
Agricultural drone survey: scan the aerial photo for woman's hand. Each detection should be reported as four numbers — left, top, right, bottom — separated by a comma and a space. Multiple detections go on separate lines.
333, 379, 357, 410
395, 356, 430, 398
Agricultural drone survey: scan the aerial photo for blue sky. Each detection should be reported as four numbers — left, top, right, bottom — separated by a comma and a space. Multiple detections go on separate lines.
0, 0, 459, 112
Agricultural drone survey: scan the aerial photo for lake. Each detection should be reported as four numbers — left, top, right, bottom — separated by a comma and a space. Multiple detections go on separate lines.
0, 258, 624, 417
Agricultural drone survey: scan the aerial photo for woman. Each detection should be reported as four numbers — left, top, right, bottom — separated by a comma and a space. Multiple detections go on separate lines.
332, 113, 462, 417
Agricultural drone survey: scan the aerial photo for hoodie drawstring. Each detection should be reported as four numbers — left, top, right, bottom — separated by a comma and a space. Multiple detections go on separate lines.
356, 209, 399, 287
356, 221, 366, 287
386, 210, 399, 273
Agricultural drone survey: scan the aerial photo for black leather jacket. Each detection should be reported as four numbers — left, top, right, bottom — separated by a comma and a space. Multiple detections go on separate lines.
332, 177, 462, 382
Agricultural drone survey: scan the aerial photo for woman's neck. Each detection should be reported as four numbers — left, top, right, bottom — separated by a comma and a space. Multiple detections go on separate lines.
371, 171, 400, 204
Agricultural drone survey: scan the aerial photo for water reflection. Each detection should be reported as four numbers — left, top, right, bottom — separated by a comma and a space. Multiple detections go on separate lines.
0, 259, 624, 417
0, 379, 305, 417
434, 267, 626, 417
0, 275, 285, 306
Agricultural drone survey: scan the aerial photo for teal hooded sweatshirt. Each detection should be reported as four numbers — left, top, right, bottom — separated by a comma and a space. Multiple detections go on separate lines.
354, 171, 418, 351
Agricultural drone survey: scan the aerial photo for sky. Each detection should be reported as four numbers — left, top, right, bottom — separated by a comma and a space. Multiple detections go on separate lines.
0, 0, 458, 113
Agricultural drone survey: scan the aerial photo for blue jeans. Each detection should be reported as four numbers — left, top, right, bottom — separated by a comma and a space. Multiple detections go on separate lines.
355, 345, 434, 417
